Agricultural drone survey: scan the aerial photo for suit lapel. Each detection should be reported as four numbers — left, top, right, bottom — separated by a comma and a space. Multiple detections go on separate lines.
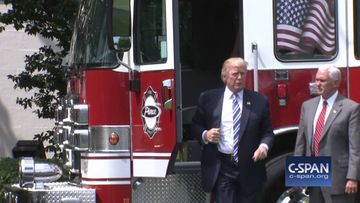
213, 90, 224, 127
307, 97, 320, 153
237, 90, 251, 143
320, 95, 343, 142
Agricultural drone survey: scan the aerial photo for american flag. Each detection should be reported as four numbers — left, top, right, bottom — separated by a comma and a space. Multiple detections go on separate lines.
276, 0, 335, 55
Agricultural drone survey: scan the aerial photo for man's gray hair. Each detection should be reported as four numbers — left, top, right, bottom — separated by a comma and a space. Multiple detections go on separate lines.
318, 65, 341, 81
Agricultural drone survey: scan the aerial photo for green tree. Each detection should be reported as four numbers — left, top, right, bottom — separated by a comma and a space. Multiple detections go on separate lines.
0, 0, 79, 146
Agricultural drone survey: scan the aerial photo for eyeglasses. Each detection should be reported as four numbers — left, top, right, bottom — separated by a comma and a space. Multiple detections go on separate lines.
231, 72, 246, 78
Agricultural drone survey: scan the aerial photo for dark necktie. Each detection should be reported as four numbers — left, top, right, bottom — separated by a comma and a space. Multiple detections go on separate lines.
232, 93, 241, 162
314, 100, 327, 156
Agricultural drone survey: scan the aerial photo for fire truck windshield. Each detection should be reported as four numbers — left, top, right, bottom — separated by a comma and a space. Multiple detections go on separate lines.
66, 0, 120, 70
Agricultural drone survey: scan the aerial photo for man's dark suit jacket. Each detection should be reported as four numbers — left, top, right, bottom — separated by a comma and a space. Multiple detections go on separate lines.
191, 87, 274, 193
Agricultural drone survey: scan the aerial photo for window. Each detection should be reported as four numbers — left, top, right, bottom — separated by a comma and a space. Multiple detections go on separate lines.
275, 0, 336, 61
67, 0, 118, 69
134, 0, 167, 64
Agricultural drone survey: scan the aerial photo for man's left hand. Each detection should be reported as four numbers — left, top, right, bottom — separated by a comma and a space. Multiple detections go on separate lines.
252, 145, 268, 162
345, 179, 358, 194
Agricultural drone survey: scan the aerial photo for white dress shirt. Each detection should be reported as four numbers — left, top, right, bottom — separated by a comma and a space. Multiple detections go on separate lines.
313, 91, 338, 134
218, 87, 243, 154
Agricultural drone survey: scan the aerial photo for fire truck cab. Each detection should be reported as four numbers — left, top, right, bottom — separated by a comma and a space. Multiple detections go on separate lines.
5, 0, 360, 202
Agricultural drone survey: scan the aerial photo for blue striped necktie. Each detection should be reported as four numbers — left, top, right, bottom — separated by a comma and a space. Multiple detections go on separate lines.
232, 93, 241, 163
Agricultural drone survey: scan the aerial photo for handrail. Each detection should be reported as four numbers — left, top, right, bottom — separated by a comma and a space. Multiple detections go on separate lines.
252, 42, 259, 92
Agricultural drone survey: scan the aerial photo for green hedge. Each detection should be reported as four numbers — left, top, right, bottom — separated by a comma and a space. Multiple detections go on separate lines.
0, 158, 19, 202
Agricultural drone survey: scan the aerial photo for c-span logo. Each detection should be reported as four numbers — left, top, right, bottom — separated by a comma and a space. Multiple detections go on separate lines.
141, 86, 162, 139
285, 156, 331, 187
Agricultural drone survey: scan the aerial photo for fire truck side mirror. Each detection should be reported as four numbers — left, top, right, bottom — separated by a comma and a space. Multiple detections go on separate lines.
108, 0, 131, 52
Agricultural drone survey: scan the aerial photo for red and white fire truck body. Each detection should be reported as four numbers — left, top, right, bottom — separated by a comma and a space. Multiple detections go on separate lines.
61, 0, 360, 202
6, 0, 360, 202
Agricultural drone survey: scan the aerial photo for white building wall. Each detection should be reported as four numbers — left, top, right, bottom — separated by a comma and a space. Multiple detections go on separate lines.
0, 3, 54, 157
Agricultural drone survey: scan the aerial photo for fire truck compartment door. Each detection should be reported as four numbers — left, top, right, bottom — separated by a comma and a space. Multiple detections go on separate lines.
130, 0, 176, 178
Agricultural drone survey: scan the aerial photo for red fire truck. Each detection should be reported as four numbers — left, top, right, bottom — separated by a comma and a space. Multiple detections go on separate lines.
5, 0, 360, 202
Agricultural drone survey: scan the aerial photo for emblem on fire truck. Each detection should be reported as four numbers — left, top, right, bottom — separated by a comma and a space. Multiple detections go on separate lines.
141, 86, 162, 138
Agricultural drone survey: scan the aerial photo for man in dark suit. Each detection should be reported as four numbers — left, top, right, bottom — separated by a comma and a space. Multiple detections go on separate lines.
191, 57, 274, 202
294, 66, 360, 203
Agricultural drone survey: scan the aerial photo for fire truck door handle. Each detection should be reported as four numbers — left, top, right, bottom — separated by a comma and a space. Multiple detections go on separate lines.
162, 79, 172, 110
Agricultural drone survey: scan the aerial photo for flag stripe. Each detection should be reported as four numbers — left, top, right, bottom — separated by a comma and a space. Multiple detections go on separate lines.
276, 0, 335, 55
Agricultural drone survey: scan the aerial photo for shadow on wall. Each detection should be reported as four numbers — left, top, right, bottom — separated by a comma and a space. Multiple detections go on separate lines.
0, 99, 17, 158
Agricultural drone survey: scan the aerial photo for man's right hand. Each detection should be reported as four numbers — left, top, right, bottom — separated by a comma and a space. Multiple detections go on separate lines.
345, 179, 358, 194
205, 128, 220, 143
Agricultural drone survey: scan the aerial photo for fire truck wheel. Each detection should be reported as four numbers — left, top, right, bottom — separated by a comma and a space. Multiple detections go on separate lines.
261, 152, 292, 203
